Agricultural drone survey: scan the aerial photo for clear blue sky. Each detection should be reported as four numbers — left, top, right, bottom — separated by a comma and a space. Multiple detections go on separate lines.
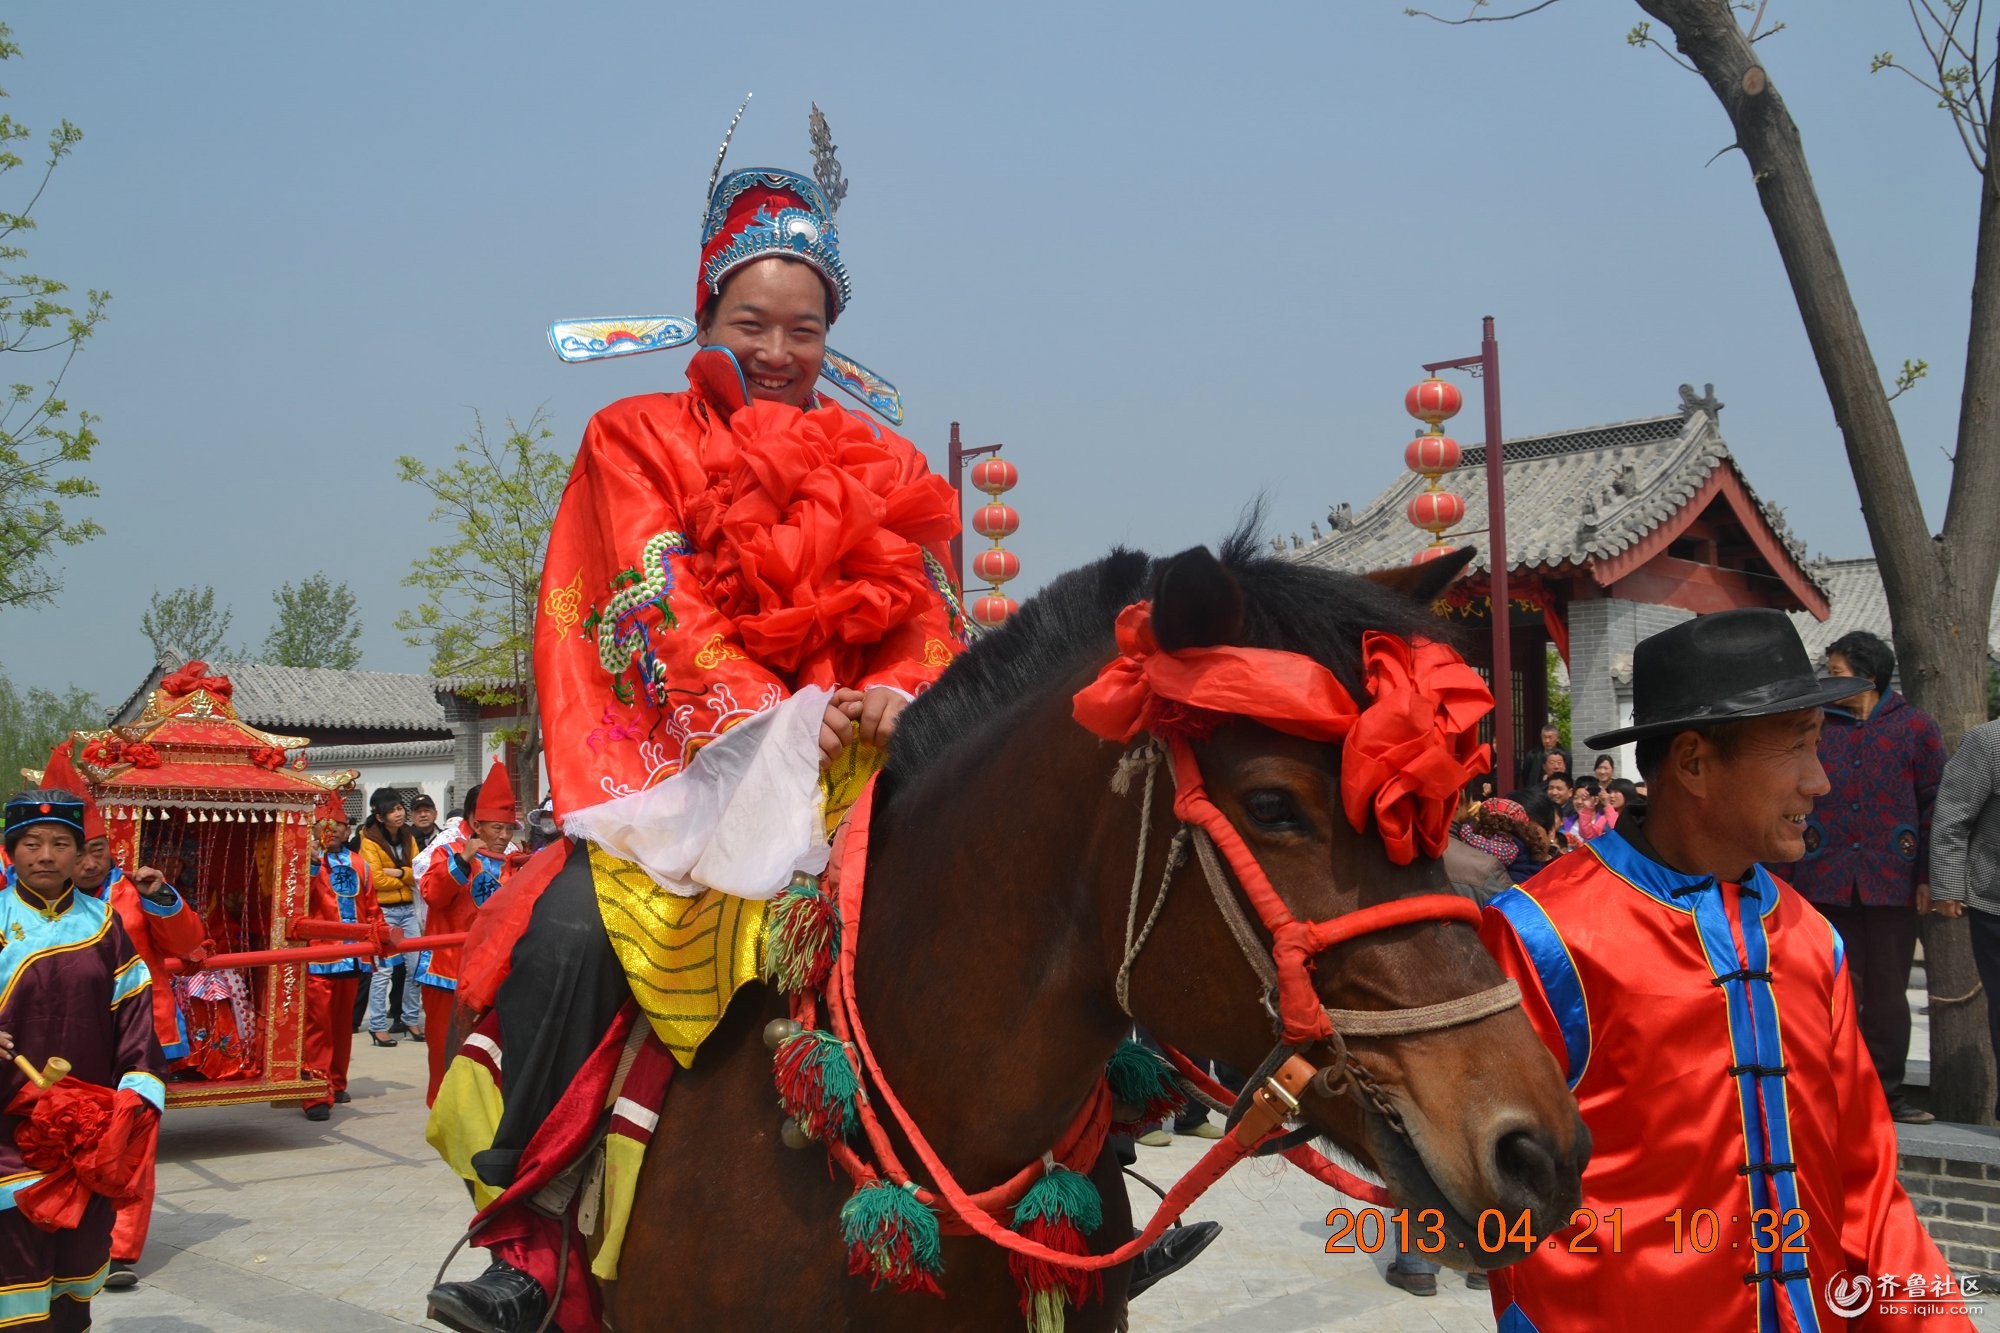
0, 1, 1975, 705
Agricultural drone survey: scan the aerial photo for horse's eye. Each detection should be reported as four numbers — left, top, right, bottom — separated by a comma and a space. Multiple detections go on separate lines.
1243, 789, 1301, 830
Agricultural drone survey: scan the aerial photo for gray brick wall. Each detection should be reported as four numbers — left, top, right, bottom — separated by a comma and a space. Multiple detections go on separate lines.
1900, 1153, 2000, 1278
1566, 598, 1693, 776
442, 693, 483, 813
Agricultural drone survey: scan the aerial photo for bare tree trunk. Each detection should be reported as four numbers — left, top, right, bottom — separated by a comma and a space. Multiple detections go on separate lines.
1638, 0, 2000, 1122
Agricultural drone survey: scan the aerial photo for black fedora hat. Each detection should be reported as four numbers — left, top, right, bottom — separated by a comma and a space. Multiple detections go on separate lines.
1583, 608, 1860, 750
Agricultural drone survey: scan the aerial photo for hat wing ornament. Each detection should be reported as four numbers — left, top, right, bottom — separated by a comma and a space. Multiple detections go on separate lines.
548, 317, 699, 364
546, 318, 904, 426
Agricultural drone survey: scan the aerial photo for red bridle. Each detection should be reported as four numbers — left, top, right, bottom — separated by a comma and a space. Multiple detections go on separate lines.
1073, 601, 1498, 1046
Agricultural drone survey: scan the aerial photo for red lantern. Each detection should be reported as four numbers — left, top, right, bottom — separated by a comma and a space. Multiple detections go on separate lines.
1406, 489, 1465, 534
1406, 377, 1463, 427
1411, 544, 1457, 565
972, 503, 1020, 540
971, 594, 1017, 627
971, 547, 1020, 586
1403, 434, 1462, 479
970, 457, 1018, 497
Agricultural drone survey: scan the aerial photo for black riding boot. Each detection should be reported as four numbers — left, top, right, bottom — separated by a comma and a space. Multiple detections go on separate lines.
427, 1259, 550, 1333
1128, 1220, 1222, 1297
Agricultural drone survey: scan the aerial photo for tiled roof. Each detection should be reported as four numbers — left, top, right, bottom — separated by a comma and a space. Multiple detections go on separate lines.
1791, 557, 2000, 665
112, 662, 451, 733
1291, 403, 1821, 599
301, 739, 456, 764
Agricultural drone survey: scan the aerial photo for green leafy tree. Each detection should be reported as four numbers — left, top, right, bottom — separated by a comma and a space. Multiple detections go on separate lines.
0, 24, 106, 609
141, 584, 233, 664
397, 411, 566, 805
0, 672, 98, 794
1545, 644, 1572, 751
1408, 0, 2000, 1120
260, 573, 362, 669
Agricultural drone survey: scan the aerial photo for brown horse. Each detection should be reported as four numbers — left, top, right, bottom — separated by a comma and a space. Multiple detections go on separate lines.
606, 534, 1587, 1330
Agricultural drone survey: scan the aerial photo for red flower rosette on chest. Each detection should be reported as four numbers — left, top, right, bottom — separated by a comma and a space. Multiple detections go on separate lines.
678, 401, 957, 683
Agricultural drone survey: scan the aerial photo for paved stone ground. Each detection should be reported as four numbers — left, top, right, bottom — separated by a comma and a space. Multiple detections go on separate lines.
87, 1007, 2000, 1332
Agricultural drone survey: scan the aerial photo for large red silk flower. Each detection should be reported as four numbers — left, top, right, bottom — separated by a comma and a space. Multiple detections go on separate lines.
679, 401, 958, 681
7, 1081, 157, 1232
1072, 605, 1492, 865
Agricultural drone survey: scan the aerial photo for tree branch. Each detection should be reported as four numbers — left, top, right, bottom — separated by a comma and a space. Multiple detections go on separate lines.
1405, 0, 1563, 22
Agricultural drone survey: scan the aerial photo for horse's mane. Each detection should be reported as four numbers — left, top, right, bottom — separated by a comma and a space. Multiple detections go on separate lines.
886, 519, 1454, 789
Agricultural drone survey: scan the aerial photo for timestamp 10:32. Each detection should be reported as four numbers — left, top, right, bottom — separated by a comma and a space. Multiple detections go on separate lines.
1324, 1207, 1812, 1256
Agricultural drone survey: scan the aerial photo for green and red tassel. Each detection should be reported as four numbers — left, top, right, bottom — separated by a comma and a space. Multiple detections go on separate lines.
1105, 1039, 1186, 1129
764, 874, 840, 995
1007, 1160, 1104, 1333
772, 1028, 860, 1143
840, 1178, 944, 1296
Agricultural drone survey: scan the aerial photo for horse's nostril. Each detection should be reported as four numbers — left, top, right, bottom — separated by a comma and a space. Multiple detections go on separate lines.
1492, 1128, 1565, 1214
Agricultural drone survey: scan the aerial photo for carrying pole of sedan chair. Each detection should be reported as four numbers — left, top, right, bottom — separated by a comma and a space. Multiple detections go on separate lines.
160, 932, 468, 973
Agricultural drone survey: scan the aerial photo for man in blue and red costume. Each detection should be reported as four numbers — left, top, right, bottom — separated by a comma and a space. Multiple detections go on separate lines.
1480, 609, 1970, 1330
0, 785, 166, 1330
303, 789, 382, 1123
414, 760, 522, 1106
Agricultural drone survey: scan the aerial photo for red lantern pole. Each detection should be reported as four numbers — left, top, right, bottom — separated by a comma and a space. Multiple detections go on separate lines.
947, 421, 1003, 591
1421, 316, 1511, 789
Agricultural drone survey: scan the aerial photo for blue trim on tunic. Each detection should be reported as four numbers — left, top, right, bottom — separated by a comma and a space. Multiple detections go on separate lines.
308, 850, 372, 977
109, 953, 151, 1010
0, 887, 109, 1013
118, 1070, 166, 1113
1486, 887, 1589, 1089
158, 1003, 189, 1062
1497, 1305, 1541, 1332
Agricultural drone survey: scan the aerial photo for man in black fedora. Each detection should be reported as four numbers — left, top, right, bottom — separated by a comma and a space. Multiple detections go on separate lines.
1474, 609, 1966, 1328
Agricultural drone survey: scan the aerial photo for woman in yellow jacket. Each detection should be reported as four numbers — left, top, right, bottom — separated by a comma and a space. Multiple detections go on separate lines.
357, 786, 423, 1045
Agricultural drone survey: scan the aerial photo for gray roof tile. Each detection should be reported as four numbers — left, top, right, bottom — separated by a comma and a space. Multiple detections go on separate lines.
1292, 405, 1821, 601
112, 661, 451, 732
1790, 557, 2000, 665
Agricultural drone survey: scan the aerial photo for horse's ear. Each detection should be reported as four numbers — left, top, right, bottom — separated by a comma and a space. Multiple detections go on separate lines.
1363, 546, 1476, 605
1151, 546, 1245, 650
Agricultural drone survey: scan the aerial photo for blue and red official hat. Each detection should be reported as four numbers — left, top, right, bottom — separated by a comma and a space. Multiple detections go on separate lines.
4, 787, 86, 854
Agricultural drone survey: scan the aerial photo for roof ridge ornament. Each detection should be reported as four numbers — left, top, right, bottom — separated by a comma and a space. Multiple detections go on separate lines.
1678, 382, 1724, 419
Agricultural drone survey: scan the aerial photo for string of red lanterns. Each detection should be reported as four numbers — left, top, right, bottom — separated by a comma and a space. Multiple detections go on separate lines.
1404, 376, 1466, 564
969, 454, 1019, 627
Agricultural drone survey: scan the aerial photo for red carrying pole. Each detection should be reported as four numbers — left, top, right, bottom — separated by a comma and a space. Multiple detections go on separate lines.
163, 931, 469, 973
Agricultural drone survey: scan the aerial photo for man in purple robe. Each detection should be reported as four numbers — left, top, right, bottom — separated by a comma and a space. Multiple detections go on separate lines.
0, 787, 166, 1328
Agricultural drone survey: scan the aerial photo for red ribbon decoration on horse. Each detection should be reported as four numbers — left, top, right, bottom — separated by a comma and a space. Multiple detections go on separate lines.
1072, 602, 1490, 863
1073, 601, 1493, 1045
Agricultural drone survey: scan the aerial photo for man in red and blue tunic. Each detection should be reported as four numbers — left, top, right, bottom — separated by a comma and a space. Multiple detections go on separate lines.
303, 790, 382, 1122
0, 785, 166, 1330
415, 760, 522, 1106
1787, 629, 1946, 1124
1480, 610, 1967, 1331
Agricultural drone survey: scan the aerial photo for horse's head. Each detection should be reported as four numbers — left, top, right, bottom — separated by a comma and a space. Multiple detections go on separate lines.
1113, 541, 1587, 1268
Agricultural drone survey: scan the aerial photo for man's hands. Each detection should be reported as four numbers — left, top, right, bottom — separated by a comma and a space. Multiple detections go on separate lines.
131, 866, 176, 905
818, 688, 909, 764
1922, 883, 1966, 917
